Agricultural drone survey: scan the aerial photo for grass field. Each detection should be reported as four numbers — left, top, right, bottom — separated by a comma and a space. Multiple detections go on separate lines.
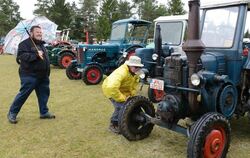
1, 55, 250, 158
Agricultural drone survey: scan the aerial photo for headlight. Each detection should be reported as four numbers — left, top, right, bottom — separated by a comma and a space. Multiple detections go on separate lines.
152, 53, 158, 60
51, 54, 54, 57
139, 72, 146, 79
191, 73, 200, 86
123, 51, 128, 57
135, 69, 146, 79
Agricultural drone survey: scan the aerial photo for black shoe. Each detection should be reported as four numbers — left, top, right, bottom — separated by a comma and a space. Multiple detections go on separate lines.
40, 112, 56, 119
7, 112, 17, 124
109, 124, 120, 134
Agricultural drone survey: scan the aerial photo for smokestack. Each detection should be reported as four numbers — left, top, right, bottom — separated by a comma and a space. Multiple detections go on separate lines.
154, 25, 163, 77
182, 0, 205, 112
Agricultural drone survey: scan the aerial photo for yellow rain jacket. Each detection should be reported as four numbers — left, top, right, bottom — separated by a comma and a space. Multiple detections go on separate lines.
102, 64, 140, 102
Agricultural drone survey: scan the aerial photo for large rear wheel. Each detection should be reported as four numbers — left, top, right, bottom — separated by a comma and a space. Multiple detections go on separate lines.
82, 64, 103, 85
120, 96, 155, 141
187, 112, 231, 158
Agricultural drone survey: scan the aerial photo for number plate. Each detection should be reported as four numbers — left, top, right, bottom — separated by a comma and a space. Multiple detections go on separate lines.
150, 79, 164, 91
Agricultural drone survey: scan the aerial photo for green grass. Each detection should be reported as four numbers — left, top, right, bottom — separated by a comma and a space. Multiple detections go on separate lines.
0, 54, 250, 158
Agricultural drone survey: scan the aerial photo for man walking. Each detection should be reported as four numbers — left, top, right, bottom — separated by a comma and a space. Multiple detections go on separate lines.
7, 25, 55, 124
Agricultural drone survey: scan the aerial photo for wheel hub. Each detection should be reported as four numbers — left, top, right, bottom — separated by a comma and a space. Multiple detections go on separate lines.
62, 56, 73, 67
91, 73, 96, 78
204, 129, 225, 157
87, 68, 100, 83
133, 113, 146, 123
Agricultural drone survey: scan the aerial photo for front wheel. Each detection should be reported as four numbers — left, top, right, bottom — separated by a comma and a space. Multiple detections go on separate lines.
120, 96, 155, 141
82, 64, 103, 85
66, 63, 81, 80
187, 112, 231, 158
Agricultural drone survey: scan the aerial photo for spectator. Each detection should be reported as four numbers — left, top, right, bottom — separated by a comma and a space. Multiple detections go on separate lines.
7, 25, 55, 124
102, 56, 144, 133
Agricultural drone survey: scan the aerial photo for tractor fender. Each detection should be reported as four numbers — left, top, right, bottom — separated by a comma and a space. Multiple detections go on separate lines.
58, 49, 76, 57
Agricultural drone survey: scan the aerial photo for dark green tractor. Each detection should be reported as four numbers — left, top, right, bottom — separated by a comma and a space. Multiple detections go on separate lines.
46, 41, 76, 69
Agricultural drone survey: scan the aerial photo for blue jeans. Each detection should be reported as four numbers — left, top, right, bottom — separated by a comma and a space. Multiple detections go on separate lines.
9, 76, 50, 116
110, 99, 125, 125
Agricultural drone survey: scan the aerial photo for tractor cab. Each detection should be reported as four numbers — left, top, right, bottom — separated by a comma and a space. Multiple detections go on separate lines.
146, 15, 188, 52
109, 19, 151, 47
66, 19, 151, 85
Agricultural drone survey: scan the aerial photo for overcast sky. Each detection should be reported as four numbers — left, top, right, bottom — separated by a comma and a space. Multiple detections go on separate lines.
13, 0, 188, 19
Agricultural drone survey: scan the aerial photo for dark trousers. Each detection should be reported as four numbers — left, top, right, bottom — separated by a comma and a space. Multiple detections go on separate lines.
110, 99, 125, 125
9, 75, 50, 116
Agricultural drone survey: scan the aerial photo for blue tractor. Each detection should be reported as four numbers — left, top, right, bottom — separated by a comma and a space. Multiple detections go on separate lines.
119, 0, 250, 157
66, 19, 151, 85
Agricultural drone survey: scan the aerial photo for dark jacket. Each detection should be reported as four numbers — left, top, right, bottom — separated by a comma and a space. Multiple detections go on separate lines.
17, 38, 50, 78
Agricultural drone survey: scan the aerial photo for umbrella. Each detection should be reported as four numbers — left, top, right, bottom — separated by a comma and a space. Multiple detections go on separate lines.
3, 16, 58, 55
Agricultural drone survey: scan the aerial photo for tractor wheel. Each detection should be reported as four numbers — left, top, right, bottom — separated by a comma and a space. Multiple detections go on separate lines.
82, 64, 103, 85
187, 112, 231, 158
120, 96, 155, 141
58, 52, 75, 69
66, 63, 81, 80
147, 86, 165, 103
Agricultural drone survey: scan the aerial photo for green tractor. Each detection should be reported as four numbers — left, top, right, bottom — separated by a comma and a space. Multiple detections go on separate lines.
46, 29, 77, 69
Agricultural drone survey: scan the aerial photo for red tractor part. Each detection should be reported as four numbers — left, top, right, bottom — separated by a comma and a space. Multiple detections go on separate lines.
58, 52, 75, 68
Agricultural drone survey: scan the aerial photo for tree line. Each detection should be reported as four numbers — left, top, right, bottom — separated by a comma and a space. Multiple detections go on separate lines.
34, 0, 187, 42
1, 0, 186, 42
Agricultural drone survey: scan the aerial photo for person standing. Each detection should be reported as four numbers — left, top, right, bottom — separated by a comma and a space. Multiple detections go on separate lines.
102, 56, 144, 133
7, 25, 55, 124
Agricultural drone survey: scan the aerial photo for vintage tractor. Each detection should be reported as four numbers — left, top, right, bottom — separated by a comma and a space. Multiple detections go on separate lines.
46, 42, 76, 68
66, 19, 151, 84
46, 29, 77, 69
119, 0, 250, 157
135, 15, 188, 103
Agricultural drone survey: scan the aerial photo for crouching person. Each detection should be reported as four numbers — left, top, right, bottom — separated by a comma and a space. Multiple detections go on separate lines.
102, 56, 144, 134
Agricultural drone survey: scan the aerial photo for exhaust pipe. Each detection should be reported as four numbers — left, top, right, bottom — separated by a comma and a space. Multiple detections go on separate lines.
154, 25, 163, 77
182, 0, 205, 113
